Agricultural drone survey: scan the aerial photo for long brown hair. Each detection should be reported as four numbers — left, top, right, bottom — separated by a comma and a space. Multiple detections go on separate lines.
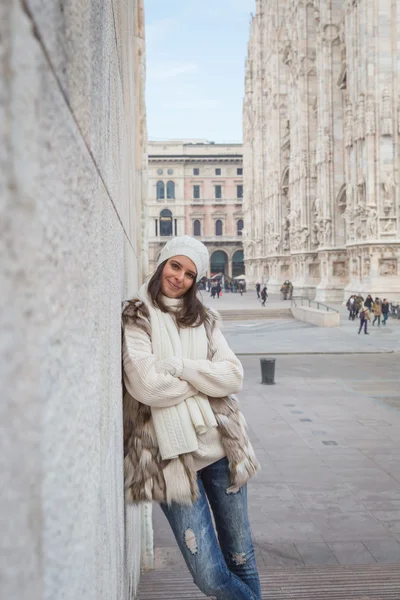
147, 260, 207, 327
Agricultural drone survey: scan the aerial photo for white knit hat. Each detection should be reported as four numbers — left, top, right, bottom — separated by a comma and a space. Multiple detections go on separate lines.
157, 235, 209, 281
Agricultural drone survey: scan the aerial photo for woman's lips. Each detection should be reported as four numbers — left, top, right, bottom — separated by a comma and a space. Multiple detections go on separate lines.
168, 279, 181, 291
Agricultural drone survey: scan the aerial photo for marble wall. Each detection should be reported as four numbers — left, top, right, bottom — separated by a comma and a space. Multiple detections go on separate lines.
0, 1, 147, 599
243, 0, 400, 301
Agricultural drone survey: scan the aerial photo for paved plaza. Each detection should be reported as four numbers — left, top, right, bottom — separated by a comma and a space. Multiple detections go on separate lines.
204, 290, 400, 355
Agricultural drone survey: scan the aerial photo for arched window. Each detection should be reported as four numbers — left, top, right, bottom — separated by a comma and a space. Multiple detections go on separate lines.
156, 181, 165, 200
167, 181, 175, 199
215, 219, 223, 236
160, 209, 173, 236
232, 250, 245, 278
210, 250, 228, 275
193, 220, 201, 237
237, 219, 244, 236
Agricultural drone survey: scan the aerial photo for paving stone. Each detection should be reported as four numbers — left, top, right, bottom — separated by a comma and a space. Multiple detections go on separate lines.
155, 546, 186, 570
371, 510, 400, 533
256, 542, 304, 566
291, 487, 366, 513
327, 541, 377, 565
362, 538, 400, 563
294, 541, 339, 565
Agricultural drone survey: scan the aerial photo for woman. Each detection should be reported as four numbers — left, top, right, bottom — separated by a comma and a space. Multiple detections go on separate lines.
122, 236, 261, 600
372, 297, 382, 326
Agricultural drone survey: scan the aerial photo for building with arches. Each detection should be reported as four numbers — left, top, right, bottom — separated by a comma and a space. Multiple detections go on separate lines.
147, 141, 244, 278
243, 0, 400, 301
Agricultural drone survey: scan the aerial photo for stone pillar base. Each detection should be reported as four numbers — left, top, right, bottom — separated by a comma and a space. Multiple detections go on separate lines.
292, 285, 316, 299
315, 285, 346, 303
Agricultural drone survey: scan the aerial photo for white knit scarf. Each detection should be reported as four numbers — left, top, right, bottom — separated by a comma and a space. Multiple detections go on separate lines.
138, 283, 217, 461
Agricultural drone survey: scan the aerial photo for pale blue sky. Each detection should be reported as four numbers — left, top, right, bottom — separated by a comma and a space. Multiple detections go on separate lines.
145, 0, 254, 143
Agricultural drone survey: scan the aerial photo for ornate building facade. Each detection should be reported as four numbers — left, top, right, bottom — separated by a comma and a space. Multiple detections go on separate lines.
147, 141, 245, 279
243, 0, 400, 301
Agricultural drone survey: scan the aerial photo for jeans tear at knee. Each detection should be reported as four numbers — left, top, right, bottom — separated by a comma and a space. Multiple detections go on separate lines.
226, 485, 241, 495
231, 552, 247, 566
184, 528, 197, 554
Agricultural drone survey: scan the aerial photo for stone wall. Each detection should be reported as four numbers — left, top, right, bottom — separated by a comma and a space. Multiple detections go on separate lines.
243, 0, 400, 301
0, 1, 147, 599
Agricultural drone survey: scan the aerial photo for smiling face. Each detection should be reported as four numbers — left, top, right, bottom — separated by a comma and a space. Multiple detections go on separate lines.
161, 255, 197, 298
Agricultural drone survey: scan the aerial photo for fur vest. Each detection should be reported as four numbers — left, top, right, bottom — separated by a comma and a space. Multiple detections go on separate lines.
122, 299, 260, 505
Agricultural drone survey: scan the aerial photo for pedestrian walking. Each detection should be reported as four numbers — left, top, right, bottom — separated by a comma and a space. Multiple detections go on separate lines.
364, 295, 373, 310
122, 235, 261, 600
346, 295, 356, 320
382, 298, 390, 325
256, 283, 261, 299
358, 305, 370, 335
355, 295, 364, 319
215, 282, 221, 299
372, 297, 382, 326
260, 285, 268, 306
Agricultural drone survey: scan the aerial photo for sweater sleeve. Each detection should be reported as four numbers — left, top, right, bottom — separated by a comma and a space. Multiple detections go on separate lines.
123, 324, 198, 408
180, 326, 244, 398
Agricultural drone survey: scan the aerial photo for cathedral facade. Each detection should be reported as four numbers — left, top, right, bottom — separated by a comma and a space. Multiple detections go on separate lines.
243, 0, 400, 301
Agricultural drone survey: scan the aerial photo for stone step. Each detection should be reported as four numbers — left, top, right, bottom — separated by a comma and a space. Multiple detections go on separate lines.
139, 563, 400, 599
217, 308, 293, 321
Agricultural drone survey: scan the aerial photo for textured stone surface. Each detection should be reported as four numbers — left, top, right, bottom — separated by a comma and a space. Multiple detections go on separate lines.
243, 0, 400, 301
1, 1, 146, 599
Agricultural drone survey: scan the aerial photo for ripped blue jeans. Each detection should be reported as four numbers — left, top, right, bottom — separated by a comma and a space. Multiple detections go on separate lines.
160, 457, 261, 600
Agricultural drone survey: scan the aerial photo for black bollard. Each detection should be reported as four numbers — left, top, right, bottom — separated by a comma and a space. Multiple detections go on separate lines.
260, 358, 276, 385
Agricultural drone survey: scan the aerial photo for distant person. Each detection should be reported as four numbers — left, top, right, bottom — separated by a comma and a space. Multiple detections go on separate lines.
215, 282, 221, 299
364, 294, 373, 310
355, 295, 364, 318
288, 281, 294, 300
260, 285, 268, 307
346, 295, 356, 320
210, 285, 216, 299
256, 282, 261, 299
239, 282, 244, 296
372, 297, 382, 326
280, 281, 289, 300
382, 299, 390, 325
358, 305, 370, 335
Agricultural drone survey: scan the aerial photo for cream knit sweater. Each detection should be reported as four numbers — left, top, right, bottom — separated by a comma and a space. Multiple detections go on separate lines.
123, 320, 244, 470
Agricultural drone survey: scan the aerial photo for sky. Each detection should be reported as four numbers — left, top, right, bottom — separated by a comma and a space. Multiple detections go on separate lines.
144, 0, 255, 143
